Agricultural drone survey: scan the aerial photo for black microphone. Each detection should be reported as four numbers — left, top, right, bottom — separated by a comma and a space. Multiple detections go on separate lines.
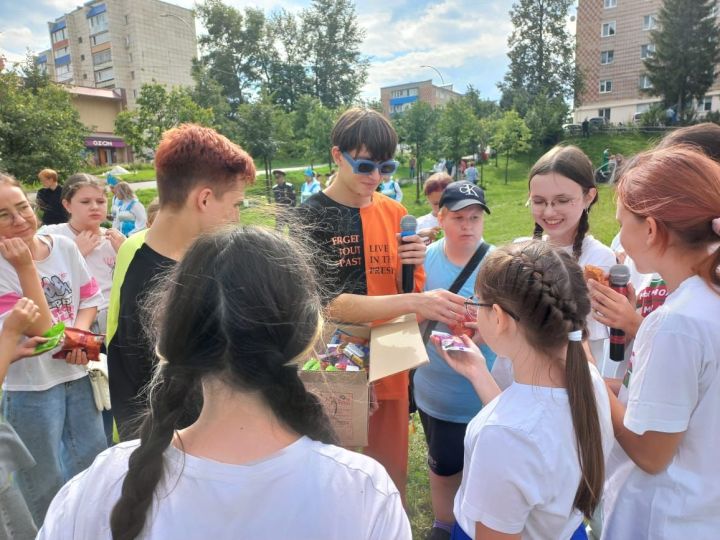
400, 215, 417, 293
609, 264, 631, 361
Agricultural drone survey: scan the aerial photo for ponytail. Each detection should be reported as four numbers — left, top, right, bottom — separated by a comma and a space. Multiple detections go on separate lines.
564, 336, 604, 519
571, 209, 590, 261
110, 366, 195, 540
697, 244, 720, 292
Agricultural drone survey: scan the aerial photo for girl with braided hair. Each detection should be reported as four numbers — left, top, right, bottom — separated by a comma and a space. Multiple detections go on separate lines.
433, 240, 613, 540
601, 147, 720, 539
39, 227, 411, 540
525, 145, 615, 364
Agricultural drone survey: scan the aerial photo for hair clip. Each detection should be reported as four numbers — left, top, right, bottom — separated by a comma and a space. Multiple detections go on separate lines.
568, 330, 583, 342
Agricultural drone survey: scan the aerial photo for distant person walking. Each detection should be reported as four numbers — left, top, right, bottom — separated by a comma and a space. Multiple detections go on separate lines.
36, 169, 67, 225
409, 156, 416, 180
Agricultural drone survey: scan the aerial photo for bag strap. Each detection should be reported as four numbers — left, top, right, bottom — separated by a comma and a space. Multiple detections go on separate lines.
422, 241, 490, 344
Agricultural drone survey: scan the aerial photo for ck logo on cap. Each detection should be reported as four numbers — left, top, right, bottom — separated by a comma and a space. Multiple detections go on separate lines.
459, 184, 480, 197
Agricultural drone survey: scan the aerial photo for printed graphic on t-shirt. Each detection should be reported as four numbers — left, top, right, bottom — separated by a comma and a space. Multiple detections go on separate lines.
42, 273, 75, 322
636, 277, 668, 318
366, 242, 394, 276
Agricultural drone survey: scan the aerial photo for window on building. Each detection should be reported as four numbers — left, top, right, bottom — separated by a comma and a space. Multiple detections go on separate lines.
128, 53, 133, 63
604, 0, 617, 7
601, 21, 616, 37
636, 103, 651, 114
600, 50, 614, 64
640, 75, 653, 89
51, 27, 67, 43
56, 64, 72, 81
640, 43, 655, 59
89, 11, 108, 34
55, 46, 69, 58
90, 32, 110, 46
80, 54, 85, 61
94, 67, 114, 83
600, 80, 613, 93
598, 108, 611, 121
93, 49, 112, 65
133, 89, 137, 98
125, 14, 129, 25
131, 71, 135, 80
643, 15, 657, 30
78, 37, 83, 43
83, 73, 88, 79
698, 96, 712, 112
408, 87, 418, 96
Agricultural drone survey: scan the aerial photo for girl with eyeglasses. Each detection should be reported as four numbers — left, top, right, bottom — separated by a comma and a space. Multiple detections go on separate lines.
433, 240, 613, 540
0, 173, 107, 527
600, 147, 720, 539
39, 227, 412, 540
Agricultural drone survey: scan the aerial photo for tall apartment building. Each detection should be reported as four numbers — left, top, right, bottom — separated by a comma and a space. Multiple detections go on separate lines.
380, 80, 462, 117
574, 0, 720, 124
38, 0, 196, 110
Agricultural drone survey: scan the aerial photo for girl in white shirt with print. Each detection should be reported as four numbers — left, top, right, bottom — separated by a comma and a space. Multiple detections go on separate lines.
0, 173, 106, 527
433, 240, 613, 540
601, 147, 720, 539
39, 227, 411, 540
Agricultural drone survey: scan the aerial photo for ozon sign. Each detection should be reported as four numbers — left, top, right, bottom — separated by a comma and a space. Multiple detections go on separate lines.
85, 138, 125, 148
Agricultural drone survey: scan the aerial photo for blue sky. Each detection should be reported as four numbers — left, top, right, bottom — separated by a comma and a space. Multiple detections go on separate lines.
0, 0, 535, 101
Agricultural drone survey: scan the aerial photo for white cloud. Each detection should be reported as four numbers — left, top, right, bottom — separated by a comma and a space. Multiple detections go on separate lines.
0, 26, 49, 66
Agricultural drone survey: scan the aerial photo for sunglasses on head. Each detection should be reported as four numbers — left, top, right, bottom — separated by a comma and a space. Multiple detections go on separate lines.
342, 151, 399, 176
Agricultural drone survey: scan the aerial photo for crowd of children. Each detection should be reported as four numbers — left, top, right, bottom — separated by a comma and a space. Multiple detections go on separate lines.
0, 114, 718, 540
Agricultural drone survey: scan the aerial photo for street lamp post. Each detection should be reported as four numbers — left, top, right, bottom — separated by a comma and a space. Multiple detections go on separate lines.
420, 64, 445, 85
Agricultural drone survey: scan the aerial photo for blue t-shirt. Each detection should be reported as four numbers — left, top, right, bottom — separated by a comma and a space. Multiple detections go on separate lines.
414, 238, 497, 423
465, 167, 479, 184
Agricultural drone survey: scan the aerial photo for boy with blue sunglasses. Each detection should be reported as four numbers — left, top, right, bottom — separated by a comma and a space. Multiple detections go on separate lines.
298, 108, 466, 503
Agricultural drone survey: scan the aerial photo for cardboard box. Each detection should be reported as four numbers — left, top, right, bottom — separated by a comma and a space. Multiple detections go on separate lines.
299, 314, 429, 447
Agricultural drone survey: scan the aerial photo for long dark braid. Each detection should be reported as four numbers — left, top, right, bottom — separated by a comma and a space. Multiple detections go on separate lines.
110, 228, 337, 540
571, 208, 590, 261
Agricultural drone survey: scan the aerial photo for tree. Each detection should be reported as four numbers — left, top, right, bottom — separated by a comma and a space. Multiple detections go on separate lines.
491, 110, 532, 184
436, 100, 478, 180
196, 0, 268, 107
395, 102, 438, 202
302, 0, 369, 108
235, 97, 290, 201
524, 91, 568, 148
0, 70, 88, 183
498, 0, 578, 118
305, 101, 337, 168
462, 85, 500, 119
114, 84, 214, 159
644, 0, 720, 124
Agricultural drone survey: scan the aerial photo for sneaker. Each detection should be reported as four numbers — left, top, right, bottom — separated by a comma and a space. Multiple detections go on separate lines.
426, 526, 451, 540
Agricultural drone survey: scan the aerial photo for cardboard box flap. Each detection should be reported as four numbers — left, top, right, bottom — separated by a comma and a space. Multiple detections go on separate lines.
368, 314, 429, 383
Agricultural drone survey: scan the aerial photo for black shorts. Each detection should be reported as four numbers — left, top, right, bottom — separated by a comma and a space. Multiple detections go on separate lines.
418, 408, 468, 476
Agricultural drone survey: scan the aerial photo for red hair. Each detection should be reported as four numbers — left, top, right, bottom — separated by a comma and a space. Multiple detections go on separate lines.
154, 124, 256, 208
616, 146, 720, 291
424, 172, 452, 196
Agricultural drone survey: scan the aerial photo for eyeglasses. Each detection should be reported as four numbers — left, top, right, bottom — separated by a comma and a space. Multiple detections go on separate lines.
342, 152, 399, 176
0, 202, 36, 227
464, 296, 520, 321
527, 197, 579, 210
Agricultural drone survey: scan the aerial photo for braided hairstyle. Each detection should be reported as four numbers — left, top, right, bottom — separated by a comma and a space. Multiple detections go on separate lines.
109, 227, 337, 540
476, 240, 605, 519
528, 146, 598, 260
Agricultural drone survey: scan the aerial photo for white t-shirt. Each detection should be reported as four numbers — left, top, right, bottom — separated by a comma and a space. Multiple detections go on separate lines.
39, 436, 411, 540
0, 235, 103, 391
38, 223, 116, 311
455, 364, 613, 539
416, 212, 439, 232
602, 276, 720, 539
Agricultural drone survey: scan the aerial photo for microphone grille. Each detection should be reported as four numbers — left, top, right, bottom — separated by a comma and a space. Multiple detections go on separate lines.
400, 215, 417, 234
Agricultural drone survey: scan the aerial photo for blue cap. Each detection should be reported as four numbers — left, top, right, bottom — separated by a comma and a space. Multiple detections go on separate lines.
106, 174, 118, 186
304, 167, 314, 177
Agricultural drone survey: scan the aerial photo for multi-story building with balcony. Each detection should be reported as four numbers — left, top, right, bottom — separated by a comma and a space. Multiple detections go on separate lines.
574, 0, 720, 124
38, 0, 196, 110
380, 80, 462, 117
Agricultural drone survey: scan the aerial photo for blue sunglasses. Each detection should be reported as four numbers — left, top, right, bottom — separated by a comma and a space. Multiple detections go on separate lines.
342, 152, 399, 176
